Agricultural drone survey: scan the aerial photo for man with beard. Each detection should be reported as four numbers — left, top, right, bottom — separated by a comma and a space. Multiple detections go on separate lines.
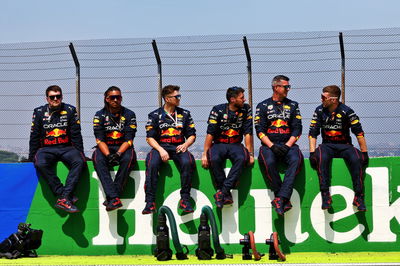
201, 86, 254, 209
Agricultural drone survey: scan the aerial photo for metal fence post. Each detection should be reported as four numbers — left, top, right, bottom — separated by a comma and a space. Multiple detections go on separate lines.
339, 32, 345, 103
68, 42, 81, 118
243, 36, 253, 108
152, 40, 162, 107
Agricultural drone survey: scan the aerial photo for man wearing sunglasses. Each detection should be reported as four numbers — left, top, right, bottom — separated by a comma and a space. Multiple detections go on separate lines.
255, 75, 303, 216
29, 85, 85, 213
309, 85, 369, 211
92, 86, 137, 211
201, 86, 254, 209
143, 85, 196, 214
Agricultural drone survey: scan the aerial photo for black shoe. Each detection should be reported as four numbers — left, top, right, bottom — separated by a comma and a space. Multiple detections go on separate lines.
106, 197, 123, 211
55, 198, 79, 213
353, 194, 367, 211
214, 191, 224, 209
223, 192, 233, 205
142, 202, 156, 215
321, 191, 332, 210
271, 197, 285, 216
283, 199, 292, 212
70, 195, 78, 204
103, 200, 108, 206
179, 199, 194, 213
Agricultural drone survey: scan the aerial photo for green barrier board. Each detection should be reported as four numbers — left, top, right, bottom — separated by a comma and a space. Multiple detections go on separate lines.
26, 157, 400, 255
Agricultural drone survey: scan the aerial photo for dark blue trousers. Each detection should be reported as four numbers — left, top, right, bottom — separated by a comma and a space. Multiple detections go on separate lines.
144, 144, 195, 203
258, 144, 303, 199
314, 143, 364, 194
34, 146, 85, 198
92, 146, 136, 199
207, 143, 249, 194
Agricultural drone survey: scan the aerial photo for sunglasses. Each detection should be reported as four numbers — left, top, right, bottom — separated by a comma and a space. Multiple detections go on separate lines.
276, 85, 291, 90
48, 95, 62, 100
321, 94, 338, 101
107, 95, 122, 101
168, 94, 181, 100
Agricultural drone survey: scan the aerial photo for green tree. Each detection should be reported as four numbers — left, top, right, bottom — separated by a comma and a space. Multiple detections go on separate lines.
0, 150, 19, 163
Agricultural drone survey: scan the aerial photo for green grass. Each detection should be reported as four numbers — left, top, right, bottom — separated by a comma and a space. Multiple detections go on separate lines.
0, 253, 400, 265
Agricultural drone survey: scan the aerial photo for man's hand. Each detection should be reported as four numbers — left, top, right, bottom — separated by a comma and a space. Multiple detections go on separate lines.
362, 151, 369, 167
309, 152, 318, 170
159, 148, 170, 162
248, 155, 255, 166
279, 145, 290, 156
176, 143, 188, 153
201, 153, 209, 169
270, 144, 287, 158
107, 153, 120, 167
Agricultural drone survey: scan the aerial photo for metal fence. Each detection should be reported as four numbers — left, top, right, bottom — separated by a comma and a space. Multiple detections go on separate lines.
1, 28, 399, 160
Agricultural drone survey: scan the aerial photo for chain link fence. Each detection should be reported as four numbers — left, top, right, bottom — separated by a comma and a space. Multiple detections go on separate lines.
0, 28, 399, 160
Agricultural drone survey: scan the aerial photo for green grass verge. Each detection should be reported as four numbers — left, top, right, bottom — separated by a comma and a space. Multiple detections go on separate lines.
0, 253, 400, 265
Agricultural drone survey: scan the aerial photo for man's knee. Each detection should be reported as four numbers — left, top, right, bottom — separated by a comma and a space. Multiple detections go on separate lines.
209, 154, 223, 166
260, 151, 276, 167
179, 154, 194, 170
232, 153, 247, 166
346, 156, 362, 167
146, 153, 161, 169
70, 157, 85, 168
35, 160, 52, 171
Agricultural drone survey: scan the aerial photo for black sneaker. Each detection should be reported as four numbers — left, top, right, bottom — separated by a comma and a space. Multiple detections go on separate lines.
106, 197, 123, 211
271, 197, 284, 216
142, 202, 156, 215
321, 191, 332, 210
214, 191, 224, 209
223, 192, 233, 205
283, 199, 292, 212
55, 198, 79, 213
353, 194, 367, 211
103, 200, 108, 206
179, 199, 194, 213
70, 195, 78, 204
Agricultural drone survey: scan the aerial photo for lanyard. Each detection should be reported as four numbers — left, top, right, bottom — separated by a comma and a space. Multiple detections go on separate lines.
165, 110, 177, 125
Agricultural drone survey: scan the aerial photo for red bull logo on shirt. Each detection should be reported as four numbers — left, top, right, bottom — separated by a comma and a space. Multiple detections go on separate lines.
222, 129, 240, 137
107, 131, 124, 139
325, 130, 342, 137
161, 128, 181, 137
271, 119, 288, 128
46, 128, 67, 137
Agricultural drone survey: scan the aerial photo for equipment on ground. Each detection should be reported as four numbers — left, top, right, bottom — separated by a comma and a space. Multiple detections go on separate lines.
239, 231, 264, 260
196, 206, 232, 260
0, 223, 43, 259
265, 232, 286, 261
195, 212, 214, 259
154, 206, 188, 261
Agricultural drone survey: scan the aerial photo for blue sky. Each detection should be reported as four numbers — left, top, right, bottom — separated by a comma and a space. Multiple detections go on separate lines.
2, 0, 400, 44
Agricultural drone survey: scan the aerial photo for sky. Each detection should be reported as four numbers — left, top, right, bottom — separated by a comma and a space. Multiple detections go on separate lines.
2, 0, 400, 44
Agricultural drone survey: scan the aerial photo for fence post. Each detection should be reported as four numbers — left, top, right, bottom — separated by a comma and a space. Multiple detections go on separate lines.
243, 36, 252, 108
68, 42, 81, 118
339, 32, 345, 104
152, 40, 162, 107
